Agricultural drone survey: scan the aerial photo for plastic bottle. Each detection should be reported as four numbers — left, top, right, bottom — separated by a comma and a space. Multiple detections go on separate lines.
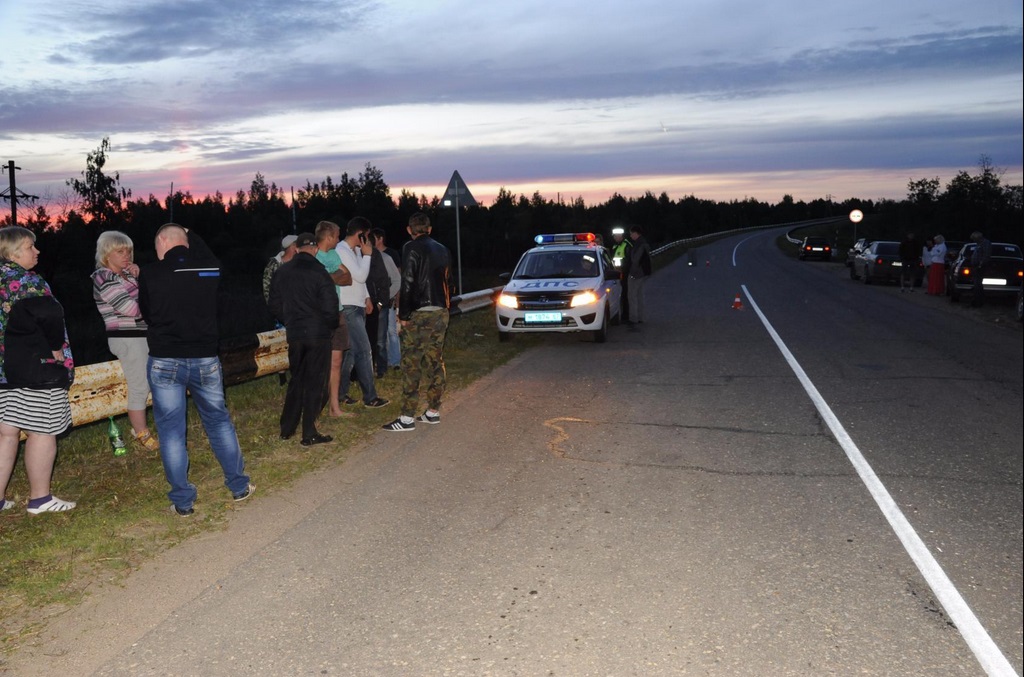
108, 417, 127, 457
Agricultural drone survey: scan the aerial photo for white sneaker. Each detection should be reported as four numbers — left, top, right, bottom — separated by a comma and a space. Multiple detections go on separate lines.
26, 496, 76, 515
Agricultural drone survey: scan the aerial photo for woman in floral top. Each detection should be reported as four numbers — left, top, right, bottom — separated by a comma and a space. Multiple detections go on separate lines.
0, 226, 76, 514
92, 231, 159, 452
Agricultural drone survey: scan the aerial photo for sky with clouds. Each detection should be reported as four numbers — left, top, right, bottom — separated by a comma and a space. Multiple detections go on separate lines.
1, 0, 1021, 210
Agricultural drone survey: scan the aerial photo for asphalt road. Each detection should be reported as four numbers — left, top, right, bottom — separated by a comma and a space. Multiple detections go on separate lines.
10, 227, 1022, 676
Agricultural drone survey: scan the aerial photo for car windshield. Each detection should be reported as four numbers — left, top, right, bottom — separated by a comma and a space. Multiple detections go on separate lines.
513, 250, 600, 279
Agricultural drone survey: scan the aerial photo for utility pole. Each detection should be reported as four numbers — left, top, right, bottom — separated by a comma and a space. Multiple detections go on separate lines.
2, 160, 40, 226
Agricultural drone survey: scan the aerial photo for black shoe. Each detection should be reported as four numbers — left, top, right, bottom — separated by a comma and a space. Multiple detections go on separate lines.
280, 432, 294, 441
300, 433, 333, 447
417, 410, 441, 425
365, 397, 390, 409
381, 418, 415, 432
341, 395, 358, 405
232, 483, 256, 501
171, 504, 194, 516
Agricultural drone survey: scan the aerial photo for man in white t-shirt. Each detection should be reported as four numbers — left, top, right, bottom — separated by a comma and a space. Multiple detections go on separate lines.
335, 217, 388, 408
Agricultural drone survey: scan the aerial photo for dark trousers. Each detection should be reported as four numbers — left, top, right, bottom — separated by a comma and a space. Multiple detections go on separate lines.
280, 338, 331, 439
365, 306, 382, 375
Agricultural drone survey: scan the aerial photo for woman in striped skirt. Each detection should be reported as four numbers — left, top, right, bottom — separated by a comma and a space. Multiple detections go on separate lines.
0, 226, 76, 515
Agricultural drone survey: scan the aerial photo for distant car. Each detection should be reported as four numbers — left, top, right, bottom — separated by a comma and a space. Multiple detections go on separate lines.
850, 240, 925, 285
495, 232, 622, 343
846, 238, 872, 267
798, 236, 833, 261
946, 242, 1024, 303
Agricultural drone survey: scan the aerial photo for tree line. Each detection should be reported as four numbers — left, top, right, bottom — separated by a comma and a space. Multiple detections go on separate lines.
3, 139, 1020, 365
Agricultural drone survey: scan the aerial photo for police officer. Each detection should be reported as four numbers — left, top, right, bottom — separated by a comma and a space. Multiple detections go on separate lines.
610, 227, 632, 320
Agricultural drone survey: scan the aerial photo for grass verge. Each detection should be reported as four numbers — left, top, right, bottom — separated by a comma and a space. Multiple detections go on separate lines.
0, 309, 536, 657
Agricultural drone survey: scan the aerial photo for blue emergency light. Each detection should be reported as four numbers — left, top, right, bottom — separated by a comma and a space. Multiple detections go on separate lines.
534, 233, 597, 245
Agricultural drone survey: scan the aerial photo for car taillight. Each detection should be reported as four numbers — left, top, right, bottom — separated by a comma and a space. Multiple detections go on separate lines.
805, 246, 812, 251
963, 267, 971, 276
825, 246, 831, 251
876, 257, 883, 265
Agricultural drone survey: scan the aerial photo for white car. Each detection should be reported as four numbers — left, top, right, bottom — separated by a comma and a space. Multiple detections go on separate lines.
496, 233, 622, 343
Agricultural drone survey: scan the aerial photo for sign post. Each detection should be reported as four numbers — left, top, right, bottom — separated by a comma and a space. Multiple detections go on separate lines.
442, 171, 477, 295
849, 209, 864, 244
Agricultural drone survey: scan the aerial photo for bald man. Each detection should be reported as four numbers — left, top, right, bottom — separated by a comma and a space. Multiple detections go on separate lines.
139, 223, 253, 516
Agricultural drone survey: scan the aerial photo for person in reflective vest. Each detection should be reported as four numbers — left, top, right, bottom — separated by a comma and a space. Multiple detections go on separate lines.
610, 227, 632, 319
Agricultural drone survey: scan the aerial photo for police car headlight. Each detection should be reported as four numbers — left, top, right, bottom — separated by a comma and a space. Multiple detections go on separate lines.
497, 293, 519, 309
570, 291, 599, 307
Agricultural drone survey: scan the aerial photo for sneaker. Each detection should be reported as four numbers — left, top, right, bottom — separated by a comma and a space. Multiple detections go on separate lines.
232, 483, 256, 502
300, 433, 333, 447
26, 496, 76, 515
341, 395, 358, 405
170, 504, 194, 516
1, 498, 14, 511
381, 418, 415, 432
417, 410, 440, 425
365, 397, 390, 409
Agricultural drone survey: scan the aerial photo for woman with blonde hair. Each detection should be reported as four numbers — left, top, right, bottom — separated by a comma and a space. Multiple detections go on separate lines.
0, 226, 76, 514
92, 230, 159, 451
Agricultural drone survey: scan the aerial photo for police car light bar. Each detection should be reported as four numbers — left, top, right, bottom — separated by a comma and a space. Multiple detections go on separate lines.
534, 233, 597, 245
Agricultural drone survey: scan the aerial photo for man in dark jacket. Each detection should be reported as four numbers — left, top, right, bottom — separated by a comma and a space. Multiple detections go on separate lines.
969, 231, 992, 307
627, 225, 652, 325
269, 232, 339, 446
382, 212, 452, 432
139, 224, 253, 516
898, 232, 919, 292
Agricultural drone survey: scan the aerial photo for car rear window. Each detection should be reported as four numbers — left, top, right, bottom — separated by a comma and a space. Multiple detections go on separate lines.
874, 242, 899, 255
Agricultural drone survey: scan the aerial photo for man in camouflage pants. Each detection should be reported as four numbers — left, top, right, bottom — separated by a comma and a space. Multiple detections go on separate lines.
382, 213, 452, 432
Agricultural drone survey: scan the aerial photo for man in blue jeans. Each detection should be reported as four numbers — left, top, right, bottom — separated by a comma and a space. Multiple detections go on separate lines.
335, 217, 389, 409
139, 224, 254, 516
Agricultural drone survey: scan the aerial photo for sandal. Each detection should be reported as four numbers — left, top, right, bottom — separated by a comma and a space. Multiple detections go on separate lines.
133, 429, 160, 452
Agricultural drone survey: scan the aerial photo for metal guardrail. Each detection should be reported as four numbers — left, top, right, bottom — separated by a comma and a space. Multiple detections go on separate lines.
67, 290, 503, 429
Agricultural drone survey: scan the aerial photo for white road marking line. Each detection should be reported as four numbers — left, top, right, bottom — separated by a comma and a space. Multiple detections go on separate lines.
741, 284, 1018, 677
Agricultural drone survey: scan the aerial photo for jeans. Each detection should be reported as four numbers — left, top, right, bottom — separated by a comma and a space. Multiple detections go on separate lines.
148, 356, 250, 510
385, 306, 401, 367
340, 305, 379, 403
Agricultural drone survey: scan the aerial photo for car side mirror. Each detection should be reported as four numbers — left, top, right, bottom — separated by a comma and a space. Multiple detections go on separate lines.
498, 272, 511, 282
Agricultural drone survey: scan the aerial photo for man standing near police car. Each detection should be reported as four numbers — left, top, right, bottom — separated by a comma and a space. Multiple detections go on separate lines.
610, 227, 632, 321
382, 212, 452, 432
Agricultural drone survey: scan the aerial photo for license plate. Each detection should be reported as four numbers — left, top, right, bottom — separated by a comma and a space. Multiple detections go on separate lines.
525, 312, 562, 323
892, 261, 902, 267
982, 278, 1006, 286
811, 247, 823, 251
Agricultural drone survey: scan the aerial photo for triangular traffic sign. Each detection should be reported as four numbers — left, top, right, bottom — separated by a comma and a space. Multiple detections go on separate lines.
443, 170, 477, 207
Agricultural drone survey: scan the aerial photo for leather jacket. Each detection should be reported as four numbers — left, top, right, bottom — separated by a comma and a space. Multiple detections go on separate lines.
398, 235, 452, 321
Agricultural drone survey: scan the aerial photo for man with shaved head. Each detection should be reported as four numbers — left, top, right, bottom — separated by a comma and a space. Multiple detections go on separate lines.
139, 223, 254, 517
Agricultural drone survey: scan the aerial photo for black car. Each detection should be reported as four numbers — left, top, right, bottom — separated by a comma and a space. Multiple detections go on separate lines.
798, 236, 833, 261
850, 241, 925, 285
946, 242, 1024, 302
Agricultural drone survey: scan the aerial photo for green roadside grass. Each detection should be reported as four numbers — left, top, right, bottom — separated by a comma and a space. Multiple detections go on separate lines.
0, 309, 539, 656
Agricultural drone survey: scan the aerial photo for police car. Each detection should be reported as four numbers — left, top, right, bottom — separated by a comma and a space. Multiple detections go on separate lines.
496, 233, 622, 343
